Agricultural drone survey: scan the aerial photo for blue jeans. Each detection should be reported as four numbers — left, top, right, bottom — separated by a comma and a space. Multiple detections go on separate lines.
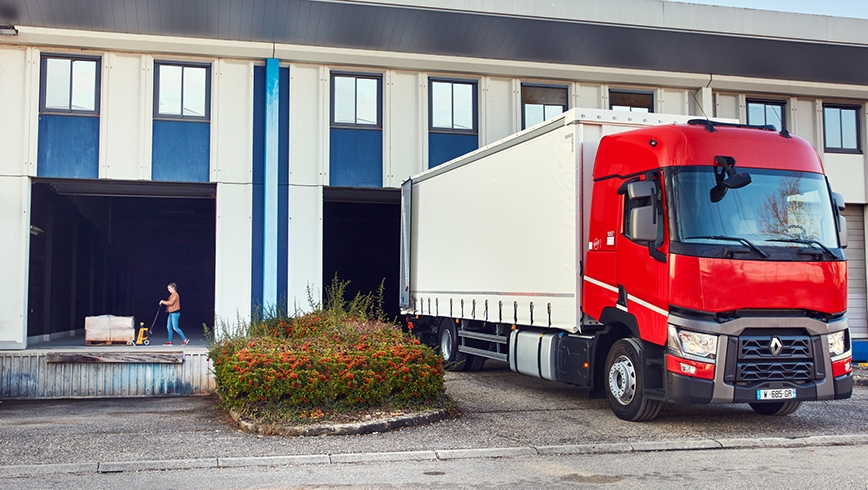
167, 312, 186, 343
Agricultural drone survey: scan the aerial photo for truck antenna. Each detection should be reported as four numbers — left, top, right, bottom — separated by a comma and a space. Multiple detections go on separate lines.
690, 89, 711, 122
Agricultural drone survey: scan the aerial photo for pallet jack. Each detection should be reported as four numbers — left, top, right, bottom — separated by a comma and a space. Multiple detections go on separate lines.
131, 306, 160, 346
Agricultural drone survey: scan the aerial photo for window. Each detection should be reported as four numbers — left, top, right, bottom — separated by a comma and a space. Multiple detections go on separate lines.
40, 54, 100, 114
331, 73, 382, 127
522, 84, 567, 129
824, 104, 861, 153
747, 100, 786, 131
430, 79, 477, 132
154, 62, 211, 120
609, 90, 653, 113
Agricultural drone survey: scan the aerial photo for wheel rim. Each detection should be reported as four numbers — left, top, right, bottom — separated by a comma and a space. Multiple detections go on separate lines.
608, 355, 636, 405
440, 328, 453, 360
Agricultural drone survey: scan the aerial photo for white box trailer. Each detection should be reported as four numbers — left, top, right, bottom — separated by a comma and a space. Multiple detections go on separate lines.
400, 108, 700, 332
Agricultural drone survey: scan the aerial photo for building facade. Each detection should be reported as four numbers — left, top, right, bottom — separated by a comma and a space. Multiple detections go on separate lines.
1, 0, 867, 357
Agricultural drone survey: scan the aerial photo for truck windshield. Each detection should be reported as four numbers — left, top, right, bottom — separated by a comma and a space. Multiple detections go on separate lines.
670, 167, 840, 253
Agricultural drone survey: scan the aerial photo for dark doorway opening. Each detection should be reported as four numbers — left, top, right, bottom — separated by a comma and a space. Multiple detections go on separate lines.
322, 187, 401, 321
27, 179, 216, 345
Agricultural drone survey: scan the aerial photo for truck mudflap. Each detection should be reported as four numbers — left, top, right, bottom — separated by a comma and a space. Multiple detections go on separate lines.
665, 372, 854, 405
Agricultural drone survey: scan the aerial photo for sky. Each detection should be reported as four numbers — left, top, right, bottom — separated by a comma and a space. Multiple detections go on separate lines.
664, 0, 868, 19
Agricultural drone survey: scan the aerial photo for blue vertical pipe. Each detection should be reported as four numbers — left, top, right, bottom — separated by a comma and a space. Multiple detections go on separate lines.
263, 58, 280, 308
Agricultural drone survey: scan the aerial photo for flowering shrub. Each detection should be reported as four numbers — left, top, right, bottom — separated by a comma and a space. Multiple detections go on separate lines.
210, 320, 443, 412
208, 279, 445, 418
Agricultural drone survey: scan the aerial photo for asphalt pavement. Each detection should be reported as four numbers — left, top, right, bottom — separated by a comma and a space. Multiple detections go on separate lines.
1, 362, 867, 479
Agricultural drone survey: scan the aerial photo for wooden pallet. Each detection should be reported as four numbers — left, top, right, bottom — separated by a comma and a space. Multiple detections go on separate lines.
84, 339, 134, 346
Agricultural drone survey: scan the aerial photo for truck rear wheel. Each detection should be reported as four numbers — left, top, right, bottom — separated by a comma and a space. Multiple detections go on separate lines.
605, 338, 663, 421
463, 354, 486, 372
749, 401, 801, 416
438, 319, 468, 371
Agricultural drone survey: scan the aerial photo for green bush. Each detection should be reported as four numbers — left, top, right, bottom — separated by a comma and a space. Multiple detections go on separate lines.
207, 278, 445, 419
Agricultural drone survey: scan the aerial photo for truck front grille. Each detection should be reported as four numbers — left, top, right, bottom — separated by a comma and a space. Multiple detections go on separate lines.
735, 335, 816, 383
739, 336, 811, 358
738, 361, 814, 382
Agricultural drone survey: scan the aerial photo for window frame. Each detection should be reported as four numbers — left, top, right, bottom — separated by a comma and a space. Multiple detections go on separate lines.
746, 99, 787, 131
153, 60, 212, 121
823, 103, 862, 154
39, 53, 102, 116
609, 89, 654, 113
521, 83, 568, 130
428, 78, 478, 134
330, 72, 383, 129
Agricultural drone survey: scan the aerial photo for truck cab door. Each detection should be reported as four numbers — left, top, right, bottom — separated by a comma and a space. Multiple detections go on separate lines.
616, 174, 669, 346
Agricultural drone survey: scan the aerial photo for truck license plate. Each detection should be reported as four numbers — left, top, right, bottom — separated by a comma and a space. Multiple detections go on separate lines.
756, 388, 796, 400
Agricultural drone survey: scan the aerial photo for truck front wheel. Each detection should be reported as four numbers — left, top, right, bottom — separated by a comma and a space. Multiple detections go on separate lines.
605, 338, 663, 421
438, 318, 468, 371
749, 401, 801, 416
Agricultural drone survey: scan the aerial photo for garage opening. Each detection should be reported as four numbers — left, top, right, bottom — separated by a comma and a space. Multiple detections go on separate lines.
27, 178, 216, 347
322, 187, 401, 321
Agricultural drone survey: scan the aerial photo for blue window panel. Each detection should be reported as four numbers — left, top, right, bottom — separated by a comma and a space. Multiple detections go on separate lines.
329, 128, 383, 187
277, 66, 290, 304
37, 115, 99, 178
429, 133, 478, 168
251, 65, 265, 308
152, 120, 210, 182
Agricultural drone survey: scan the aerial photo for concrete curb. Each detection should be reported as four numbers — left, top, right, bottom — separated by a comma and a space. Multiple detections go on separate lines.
4, 435, 868, 477
229, 408, 449, 437
98, 458, 218, 473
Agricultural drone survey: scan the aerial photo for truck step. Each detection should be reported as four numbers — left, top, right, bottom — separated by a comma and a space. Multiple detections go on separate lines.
459, 345, 508, 362
457, 330, 509, 344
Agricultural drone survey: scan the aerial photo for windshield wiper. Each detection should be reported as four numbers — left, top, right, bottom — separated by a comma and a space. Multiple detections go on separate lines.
683, 235, 769, 258
766, 238, 837, 259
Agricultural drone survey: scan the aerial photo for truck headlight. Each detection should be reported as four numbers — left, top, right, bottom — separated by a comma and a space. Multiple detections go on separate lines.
668, 325, 718, 363
828, 330, 849, 359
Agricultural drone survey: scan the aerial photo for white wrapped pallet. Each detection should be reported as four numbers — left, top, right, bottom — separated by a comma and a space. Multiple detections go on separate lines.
84, 315, 135, 345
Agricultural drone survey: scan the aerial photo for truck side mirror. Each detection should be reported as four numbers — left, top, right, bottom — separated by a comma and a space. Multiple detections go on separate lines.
832, 192, 845, 211
626, 180, 658, 242
627, 181, 655, 200
839, 215, 848, 249
831, 192, 847, 248
630, 206, 657, 242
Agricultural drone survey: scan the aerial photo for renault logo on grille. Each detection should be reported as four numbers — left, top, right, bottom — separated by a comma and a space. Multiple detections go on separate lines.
770, 337, 784, 356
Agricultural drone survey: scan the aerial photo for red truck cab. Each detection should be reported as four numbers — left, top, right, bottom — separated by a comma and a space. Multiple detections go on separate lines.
583, 120, 853, 420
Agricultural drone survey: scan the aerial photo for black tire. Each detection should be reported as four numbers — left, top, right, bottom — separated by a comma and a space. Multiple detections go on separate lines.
143, 339, 150, 346
749, 401, 801, 416
604, 338, 663, 421
463, 354, 486, 372
438, 318, 467, 371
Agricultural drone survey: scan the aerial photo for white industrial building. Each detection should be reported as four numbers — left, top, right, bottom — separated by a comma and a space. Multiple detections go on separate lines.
1, 0, 868, 396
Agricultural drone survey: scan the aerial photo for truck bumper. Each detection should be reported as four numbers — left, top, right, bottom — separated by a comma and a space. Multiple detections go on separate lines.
665, 372, 853, 404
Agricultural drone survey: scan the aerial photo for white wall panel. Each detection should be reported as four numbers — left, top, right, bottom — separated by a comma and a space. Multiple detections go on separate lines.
480, 77, 513, 146
288, 184, 322, 313
714, 93, 739, 120
660, 88, 688, 115
0, 176, 30, 349
101, 53, 145, 180
0, 47, 30, 177
214, 182, 252, 327
575, 83, 603, 109
793, 98, 818, 147
386, 71, 422, 186
825, 154, 866, 204
289, 64, 327, 186
212, 60, 254, 184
